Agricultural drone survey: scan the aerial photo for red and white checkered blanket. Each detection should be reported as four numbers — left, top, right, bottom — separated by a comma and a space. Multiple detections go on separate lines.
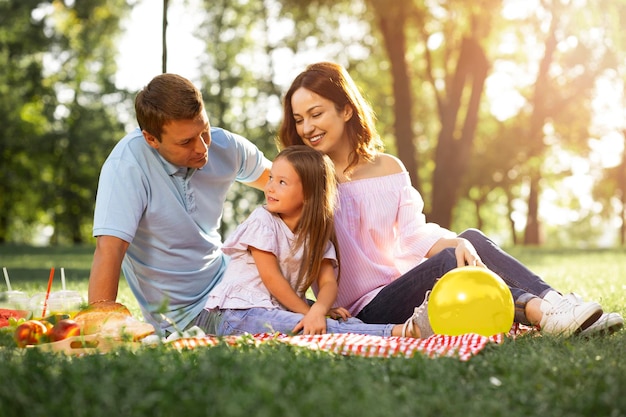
169, 332, 504, 361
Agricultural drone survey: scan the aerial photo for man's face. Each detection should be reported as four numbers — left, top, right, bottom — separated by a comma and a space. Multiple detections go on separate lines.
143, 112, 211, 169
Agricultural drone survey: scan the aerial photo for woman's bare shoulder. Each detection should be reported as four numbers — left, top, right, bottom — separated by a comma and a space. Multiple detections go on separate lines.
374, 153, 406, 175
349, 153, 406, 181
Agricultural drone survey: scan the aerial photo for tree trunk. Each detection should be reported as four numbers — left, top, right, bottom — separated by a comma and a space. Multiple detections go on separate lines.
374, 3, 419, 189
429, 37, 489, 228
0, 211, 7, 244
162, 0, 169, 73
524, 175, 541, 245
505, 188, 518, 245
522, 14, 558, 245
472, 198, 484, 231
618, 129, 626, 246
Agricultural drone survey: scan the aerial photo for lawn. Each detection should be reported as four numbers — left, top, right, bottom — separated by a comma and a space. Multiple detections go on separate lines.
1, 244, 625, 417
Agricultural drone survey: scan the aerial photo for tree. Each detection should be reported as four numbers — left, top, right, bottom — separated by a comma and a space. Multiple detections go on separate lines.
429, 35, 490, 227
42, 0, 131, 243
162, 0, 169, 73
0, 0, 56, 243
513, 0, 616, 244
589, 0, 626, 247
366, 0, 420, 189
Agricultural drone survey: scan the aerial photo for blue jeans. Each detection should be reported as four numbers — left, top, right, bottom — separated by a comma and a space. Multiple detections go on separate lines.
193, 308, 396, 336
356, 228, 553, 326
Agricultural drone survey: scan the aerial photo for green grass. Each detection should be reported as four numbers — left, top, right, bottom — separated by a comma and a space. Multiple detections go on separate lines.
1, 245, 626, 417
0, 244, 138, 314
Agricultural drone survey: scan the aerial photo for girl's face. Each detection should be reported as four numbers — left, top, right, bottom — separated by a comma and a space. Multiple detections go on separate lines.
290, 87, 353, 158
264, 157, 304, 230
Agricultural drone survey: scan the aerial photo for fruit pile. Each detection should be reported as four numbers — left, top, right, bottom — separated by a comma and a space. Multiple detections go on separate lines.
1, 302, 157, 353
1, 310, 81, 347
0, 308, 30, 328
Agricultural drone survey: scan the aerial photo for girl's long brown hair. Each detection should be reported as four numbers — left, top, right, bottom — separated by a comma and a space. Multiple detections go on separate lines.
275, 146, 339, 292
278, 62, 383, 177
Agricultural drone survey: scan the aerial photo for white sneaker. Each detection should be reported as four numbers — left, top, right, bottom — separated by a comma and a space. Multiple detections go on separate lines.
564, 293, 624, 337
579, 312, 624, 337
402, 292, 433, 339
539, 291, 602, 337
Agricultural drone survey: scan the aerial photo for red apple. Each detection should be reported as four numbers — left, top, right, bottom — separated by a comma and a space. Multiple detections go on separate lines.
49, 319, 81, 342
14, 320, 49, 347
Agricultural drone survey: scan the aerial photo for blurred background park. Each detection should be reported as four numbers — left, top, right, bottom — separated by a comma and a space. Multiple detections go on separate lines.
1, 0, 626, 249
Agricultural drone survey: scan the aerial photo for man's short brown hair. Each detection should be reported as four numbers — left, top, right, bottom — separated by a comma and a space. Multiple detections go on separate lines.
135, 73, 204, 141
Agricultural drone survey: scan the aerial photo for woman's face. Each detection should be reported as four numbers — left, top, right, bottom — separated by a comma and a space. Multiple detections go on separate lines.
290, 87, 352, 158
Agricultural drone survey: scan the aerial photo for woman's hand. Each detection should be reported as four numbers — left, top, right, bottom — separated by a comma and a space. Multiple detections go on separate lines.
428, 237, 485, 268
453, 238, 485, 268
328, 307, 351, 320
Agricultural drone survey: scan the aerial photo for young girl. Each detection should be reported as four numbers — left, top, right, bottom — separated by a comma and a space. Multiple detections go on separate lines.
201, 145, 430, 338
278, 61, 623, 337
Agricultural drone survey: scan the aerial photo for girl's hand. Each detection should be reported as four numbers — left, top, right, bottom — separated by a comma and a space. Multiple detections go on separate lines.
292, 304, 327, 335
328, 307, 351, 320
454, 238, 485, 268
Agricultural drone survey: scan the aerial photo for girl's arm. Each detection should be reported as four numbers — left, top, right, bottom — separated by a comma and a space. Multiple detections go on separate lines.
309, 259, 337, 314
292, 259, 337, 335
249, 246, 310, 315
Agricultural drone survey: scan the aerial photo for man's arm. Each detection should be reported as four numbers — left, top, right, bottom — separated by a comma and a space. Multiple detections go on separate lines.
88, 235, 130, 304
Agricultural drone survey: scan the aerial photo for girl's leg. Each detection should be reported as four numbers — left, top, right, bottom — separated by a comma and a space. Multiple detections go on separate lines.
213, 308, 397, 337
356, 248, 458, 324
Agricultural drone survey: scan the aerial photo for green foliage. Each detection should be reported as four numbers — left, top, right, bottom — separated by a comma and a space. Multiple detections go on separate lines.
44, 0, 131, 244
0, 0, 56, 243
0, 0, 131, 244
1, 0, 625, 247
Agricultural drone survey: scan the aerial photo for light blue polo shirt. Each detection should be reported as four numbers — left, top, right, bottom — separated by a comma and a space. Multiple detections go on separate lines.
93, 127, 268, 334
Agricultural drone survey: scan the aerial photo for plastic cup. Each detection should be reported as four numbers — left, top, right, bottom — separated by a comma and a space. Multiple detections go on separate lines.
0, 290, 31, 311
30, 291, 84, 319
49, 290, 85, 317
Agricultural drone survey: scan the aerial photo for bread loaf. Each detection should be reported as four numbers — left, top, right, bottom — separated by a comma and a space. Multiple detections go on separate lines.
74, 302, 155, 341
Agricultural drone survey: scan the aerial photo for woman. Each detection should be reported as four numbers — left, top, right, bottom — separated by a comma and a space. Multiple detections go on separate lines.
278, 61, 623, 337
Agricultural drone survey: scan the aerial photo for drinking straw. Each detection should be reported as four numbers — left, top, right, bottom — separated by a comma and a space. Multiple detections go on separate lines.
41, 267, 55, 318
61, 267, 66, 291
2, 267, 11, 291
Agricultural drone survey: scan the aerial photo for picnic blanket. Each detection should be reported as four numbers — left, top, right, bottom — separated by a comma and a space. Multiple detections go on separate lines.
168, 332, 504, 361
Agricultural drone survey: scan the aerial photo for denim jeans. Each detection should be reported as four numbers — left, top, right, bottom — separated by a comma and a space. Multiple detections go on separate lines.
192, 307, 396, 336
357, 228, 553, 326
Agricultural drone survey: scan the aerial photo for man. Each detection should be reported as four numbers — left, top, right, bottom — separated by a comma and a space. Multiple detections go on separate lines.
88, 73, 271, 335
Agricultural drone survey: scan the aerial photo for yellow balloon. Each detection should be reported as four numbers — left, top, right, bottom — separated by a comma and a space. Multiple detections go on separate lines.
427, 266, 514, 337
